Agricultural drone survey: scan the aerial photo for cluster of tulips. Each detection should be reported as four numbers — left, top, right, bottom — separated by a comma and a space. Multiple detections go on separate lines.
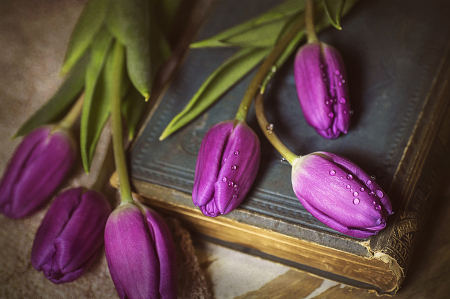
0, 0, 392, 298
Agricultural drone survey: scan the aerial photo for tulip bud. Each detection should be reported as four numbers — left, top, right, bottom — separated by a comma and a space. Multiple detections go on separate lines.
292, 152, 393, 238
105, 202, 177, 299
31, 187, 111, 283
192, 120, 261, 217
294, 42, 351, 139
0, 126, 76, 218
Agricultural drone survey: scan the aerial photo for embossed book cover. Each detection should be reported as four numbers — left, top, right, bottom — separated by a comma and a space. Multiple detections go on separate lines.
114, 0, 450, 294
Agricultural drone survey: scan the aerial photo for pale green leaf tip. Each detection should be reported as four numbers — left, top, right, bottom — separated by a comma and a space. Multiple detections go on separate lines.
159, 131, 168, 141
144, 93, 150, 102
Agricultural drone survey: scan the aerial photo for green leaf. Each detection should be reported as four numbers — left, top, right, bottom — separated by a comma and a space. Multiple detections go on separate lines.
316, 0, 359, 32
106, 0, 153, 100
13, 54, 89, 138
60, 0, 109, 75
160, 47, 271, 140
122, 87, 147, 140
190, 0, 304, 48
322, 0, 345, 30
80, 27, 114, 173
155, 0, 182, 36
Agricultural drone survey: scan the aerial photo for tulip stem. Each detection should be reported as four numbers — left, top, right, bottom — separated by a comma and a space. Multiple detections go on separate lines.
305, 0, 319, 43
235, 16, 304, 122
255, 93, 298, 165
58, 93, 84, 130
110, 42, 133, 204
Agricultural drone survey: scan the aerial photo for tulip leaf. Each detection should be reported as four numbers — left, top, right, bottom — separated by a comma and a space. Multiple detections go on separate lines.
122, 87, 147, 140
13, 54, 89, 139
155, 0, 182, 36
322, 0, 346, 30
190, 0, 304, 48
106, 0, 154, 101
80, 27, 114, 173
159, 47, 271, 140
60, 0, 109, 75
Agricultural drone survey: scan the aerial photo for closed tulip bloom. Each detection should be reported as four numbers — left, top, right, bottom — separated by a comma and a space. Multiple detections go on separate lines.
0, 126, 76, 218
105, 202, 177, 299
31, 187, 111, 283
294, 42, 351, 139
193, 120, 260, 217
292, 152, 393, 238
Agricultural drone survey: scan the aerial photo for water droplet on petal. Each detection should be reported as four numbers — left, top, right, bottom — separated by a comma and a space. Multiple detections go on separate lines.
325, 100, 330, 105
353, 198, 360, 205
280, 157, 287, 162
372, 200, 376, 205
376, 190, 384, 198
228, 181, 234, 186
234, 150, 240, 156
234, 184, 239, 190
266, 123, 274, 134
329, 170, 336, 176
350, 189, 354, 192
341, 79, 346, 84
371, 175, 377, 180
233, 194, 237, 199
369, 191, 375, 196
347, 174, 353, 181
222, 177, 227, 182
271, 66, 277, 72
335, 70, 340, 75
328, 112, 334, 118
223, 158, 227, 163
346, 185, 351, 189
366, 180, 372, 186
353, 191, 359, 197
360, 187, 365, 192
349, 110, 354, 115
343, 110, 347, 114
338, 82, 342, 86
339, 98, 347, 104
231, 165, 237, 170
375, 205, 381, 211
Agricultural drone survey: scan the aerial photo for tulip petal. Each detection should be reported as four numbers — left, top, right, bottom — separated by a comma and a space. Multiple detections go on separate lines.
145, 207, 177, 299
105, 203, 160, 299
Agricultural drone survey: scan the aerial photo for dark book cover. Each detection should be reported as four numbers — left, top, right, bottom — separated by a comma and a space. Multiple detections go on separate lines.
116, 0, 450, 294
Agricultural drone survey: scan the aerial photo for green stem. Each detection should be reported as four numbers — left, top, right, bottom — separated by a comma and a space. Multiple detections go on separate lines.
255, 93, 298, 165
57, 93, 84, 130
110, 42, 133, 204
305, 0, 319, 43
235, 16, 305, 122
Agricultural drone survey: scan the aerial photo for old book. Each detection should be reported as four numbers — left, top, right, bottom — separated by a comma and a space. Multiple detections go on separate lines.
112, 0, 450, 295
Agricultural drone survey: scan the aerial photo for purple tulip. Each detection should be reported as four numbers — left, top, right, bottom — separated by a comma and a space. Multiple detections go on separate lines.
292, 152, 393, 238
0, 126, 76, 218
31, 187, 111, 283
294, 42, 351, 139
105, 202, 177, 299
193, 120, 261, 217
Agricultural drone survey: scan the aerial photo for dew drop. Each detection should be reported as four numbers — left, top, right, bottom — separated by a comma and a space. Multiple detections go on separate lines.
343, 110, 347, 114
222, 177, 227, 182
228, 181, 234, 186
360, 187, 365, 192
375, 190, 384, 198
372, 200, 376, 205
234, 150, 240, 156
341, 79, 346, 84
353, 198, 360, 205
231, 165, 238, 170
328, 112, 334, 118
366, 180, 372, 186
234, 184, 239, 190
346, 184, 351, 189
347, 174, 353, 181
266, 123, 274, 134
338, 82, 342, 86
375, 205, 381, 211
349, 110, 354, 115
325, 100, 330, 105
350, 189, 354, 192
233, 194, 238, 199
271, 66, 277, 72
353, 191, 359, 197
369, 191, 375, 196
335, 70, 340, 75
223, 158, 227, 163
329, 170, 336, 176
280, 157, 287, 162
371, 175, 377, 180
339, 98, 347, 104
